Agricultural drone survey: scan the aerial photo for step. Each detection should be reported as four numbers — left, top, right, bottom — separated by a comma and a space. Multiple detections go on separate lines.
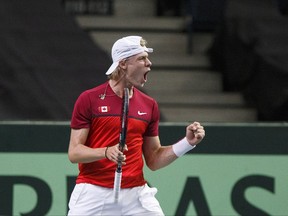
75, 16, 184, 32
144, 92, 246, 106
159, 106, 257, 123
76, 16, 214, 55
88, 31, 210, 69
89, 32, 188, 55
143, 70, 222, 92
114, 0, 155, 17
151, 54, 210, 69
190, 33, 214, 55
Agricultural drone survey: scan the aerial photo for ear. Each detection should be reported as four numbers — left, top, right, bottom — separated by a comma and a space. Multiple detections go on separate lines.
119, 59, 128, 70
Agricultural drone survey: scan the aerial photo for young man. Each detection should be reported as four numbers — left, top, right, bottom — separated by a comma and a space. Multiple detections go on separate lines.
68, 36, 205, 215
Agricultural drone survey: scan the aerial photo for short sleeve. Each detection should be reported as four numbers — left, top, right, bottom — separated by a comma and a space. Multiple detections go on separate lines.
70, 91, 92, 129
144, 99, 160, 137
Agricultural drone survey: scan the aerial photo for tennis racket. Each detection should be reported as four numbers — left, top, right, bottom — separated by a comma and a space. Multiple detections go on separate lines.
113, 87, 129, 202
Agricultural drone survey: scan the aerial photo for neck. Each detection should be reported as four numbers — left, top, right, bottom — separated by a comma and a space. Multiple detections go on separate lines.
109, 79, 133, 98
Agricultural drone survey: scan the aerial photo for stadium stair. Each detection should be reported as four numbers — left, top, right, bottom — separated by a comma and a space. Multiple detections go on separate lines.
73, 0, 257, 123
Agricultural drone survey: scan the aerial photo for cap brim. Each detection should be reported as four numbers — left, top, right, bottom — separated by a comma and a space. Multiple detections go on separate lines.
105, 61, 119, 75
145, 47, 153, 53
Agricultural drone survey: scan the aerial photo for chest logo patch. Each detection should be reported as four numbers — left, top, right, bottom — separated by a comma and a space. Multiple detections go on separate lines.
99, 106, 110, 113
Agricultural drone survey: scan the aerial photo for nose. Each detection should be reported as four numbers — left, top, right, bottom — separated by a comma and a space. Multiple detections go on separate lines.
146, 58, 152, 67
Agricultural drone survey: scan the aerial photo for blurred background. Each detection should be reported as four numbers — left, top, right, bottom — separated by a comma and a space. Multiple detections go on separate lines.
1, 0, 288, 123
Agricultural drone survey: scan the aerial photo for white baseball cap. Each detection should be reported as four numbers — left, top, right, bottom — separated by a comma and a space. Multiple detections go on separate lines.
105, 36, 153, 75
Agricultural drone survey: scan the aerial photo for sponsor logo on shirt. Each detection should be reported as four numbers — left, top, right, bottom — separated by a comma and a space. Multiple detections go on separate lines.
138, 111, 147, 116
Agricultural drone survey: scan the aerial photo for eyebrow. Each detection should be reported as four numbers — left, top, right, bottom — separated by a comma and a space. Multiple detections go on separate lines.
138, 53, 149, 58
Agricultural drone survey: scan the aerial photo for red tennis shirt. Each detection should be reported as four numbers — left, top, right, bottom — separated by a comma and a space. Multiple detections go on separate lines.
71, 82, 160, 188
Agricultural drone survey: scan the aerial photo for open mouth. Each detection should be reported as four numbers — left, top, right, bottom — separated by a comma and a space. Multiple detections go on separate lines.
144, 71, 149, 82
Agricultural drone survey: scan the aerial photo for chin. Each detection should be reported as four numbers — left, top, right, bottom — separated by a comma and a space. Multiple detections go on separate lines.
133, 81, 145, 88
140, 80, 147, 87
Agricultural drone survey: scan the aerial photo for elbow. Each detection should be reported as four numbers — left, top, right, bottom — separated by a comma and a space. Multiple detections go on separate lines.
69, 157, 77, 164
68, 151, 78, 164
145, 153, 161, 171
148, 166, 158, 171
146, 161, 160, 171
68, 156, 76, 164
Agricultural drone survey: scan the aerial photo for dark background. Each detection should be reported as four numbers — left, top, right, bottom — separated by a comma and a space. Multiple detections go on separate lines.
1, 0, 288, 121
0, 0, 109, 120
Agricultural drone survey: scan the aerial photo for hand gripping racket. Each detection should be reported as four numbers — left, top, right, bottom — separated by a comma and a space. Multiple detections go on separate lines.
113, 88, 129, 202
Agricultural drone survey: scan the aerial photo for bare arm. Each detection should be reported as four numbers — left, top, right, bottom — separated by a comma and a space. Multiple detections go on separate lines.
143, 122, 205, 171
143, 136, 177, 171
68, 128, 127, 164
68, 128, 105, 163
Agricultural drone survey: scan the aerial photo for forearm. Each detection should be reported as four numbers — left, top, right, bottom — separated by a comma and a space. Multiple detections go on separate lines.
144, 137, 197, 171
68, 144, 106, 163
146, 146, 178, 171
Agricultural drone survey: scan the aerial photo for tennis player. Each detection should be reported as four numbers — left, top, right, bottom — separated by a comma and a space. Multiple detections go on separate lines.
67, 35, 205, 215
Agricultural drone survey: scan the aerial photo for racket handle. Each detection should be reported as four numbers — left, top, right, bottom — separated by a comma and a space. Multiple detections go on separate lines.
113, 171, 122, 202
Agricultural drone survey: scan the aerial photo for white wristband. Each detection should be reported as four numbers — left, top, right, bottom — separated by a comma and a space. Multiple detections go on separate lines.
172, 137, 196, 157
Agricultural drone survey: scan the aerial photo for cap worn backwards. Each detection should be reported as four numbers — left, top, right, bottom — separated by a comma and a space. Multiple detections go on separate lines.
105, 36, 153, 75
